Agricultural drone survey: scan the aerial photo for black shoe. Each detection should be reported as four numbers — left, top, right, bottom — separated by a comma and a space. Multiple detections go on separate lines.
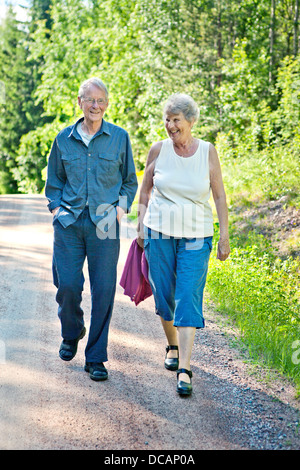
164, 345, 179, 371
176, 368, 193, 396
85, 362, 108, 381
59, 327, 86, 361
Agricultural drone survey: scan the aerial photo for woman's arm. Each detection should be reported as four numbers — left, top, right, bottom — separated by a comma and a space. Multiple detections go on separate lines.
136, 142, 162, 248
209, 143, 230, 261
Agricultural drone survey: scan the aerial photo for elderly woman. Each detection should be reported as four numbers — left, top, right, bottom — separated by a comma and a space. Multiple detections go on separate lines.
137, 93, 230, 396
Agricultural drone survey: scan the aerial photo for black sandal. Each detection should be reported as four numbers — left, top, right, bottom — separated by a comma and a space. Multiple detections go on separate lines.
176, 368, 193, 396
164, 345, 179, 371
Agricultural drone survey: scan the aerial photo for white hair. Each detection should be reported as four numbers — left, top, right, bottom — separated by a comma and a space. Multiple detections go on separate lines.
163, 93, 199, 123
78, 77, 108, 100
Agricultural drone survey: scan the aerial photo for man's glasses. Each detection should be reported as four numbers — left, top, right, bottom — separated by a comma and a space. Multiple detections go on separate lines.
83, 98, 107, 105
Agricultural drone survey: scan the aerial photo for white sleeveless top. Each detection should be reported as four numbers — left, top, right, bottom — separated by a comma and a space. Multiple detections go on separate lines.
143, 138, 214, 238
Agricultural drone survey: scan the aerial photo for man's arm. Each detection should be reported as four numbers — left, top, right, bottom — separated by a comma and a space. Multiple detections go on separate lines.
136, 141, 162, 248
45, 138, 66, 213
118, 132, 138, 215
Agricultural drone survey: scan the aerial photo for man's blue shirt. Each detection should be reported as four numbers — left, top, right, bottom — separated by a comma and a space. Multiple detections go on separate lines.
45, 118, 138, 230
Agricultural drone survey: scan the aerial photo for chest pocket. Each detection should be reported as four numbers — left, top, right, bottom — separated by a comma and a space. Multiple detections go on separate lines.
61, 154, 82, 186
97, 153, 120, 177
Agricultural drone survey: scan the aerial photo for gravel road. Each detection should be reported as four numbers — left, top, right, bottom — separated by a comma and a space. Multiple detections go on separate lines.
0, 195, 299, 451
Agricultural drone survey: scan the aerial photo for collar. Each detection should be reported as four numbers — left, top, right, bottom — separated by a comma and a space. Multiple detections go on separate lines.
68, 117, 111, 140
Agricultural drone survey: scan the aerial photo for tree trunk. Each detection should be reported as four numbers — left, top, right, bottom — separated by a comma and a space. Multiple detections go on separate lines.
269, 0, 276, 84
294, 0, 299, 56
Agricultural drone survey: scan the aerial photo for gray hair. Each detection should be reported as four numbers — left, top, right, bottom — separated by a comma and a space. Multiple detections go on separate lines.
78, 77, 108, 100
163, 93, 199, 123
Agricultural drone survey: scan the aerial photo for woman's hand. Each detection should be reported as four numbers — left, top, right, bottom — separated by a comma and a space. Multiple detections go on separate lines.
217, 238, 230, 261
116, 206, 125, 223
136, 236, 144, 249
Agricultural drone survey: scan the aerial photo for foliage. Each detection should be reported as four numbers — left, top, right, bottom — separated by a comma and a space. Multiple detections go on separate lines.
13, 120, 62, 193
0, 2, 52, 194
0, 7, 31, 193
216, 137, 300, 206
275, 55, 300, 143
1, 0, 299, 187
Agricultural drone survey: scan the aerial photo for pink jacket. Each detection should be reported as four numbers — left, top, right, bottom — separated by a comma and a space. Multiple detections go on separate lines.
120, 239, 152, 306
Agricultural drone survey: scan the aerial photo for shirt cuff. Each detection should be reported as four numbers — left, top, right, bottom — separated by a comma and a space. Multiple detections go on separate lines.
47, 200, 61, 212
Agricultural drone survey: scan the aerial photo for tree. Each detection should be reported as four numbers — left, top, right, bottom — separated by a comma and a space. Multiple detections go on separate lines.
13, 0, 92, 191
293, 0, 299, 55
1, 0, 299, 192
0, 7, 31, 193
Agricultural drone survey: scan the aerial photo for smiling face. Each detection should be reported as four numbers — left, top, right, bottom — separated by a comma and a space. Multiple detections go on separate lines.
78, 84, 109, 127
164, 112, 194, 144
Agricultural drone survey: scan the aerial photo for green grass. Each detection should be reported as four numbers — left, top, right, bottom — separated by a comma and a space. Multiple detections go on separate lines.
207, 139, 300, 395
207, 239, 300, 393
217, 137, 300, 208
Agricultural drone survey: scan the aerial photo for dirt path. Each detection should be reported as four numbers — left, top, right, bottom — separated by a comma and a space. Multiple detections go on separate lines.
0, 195, 299, 451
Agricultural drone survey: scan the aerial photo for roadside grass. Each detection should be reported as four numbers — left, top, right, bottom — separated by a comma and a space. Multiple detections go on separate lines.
207, 141, 300, 395
216, 137, 300, 209
207, 236, 300, 395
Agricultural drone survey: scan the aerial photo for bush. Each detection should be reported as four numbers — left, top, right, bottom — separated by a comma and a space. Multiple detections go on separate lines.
217, 136, 300, 208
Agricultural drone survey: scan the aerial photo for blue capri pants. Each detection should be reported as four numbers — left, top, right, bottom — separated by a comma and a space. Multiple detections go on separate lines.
144, 228, 213, 328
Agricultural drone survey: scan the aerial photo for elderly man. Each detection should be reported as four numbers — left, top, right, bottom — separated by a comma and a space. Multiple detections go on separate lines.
46, 77, 138, 381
